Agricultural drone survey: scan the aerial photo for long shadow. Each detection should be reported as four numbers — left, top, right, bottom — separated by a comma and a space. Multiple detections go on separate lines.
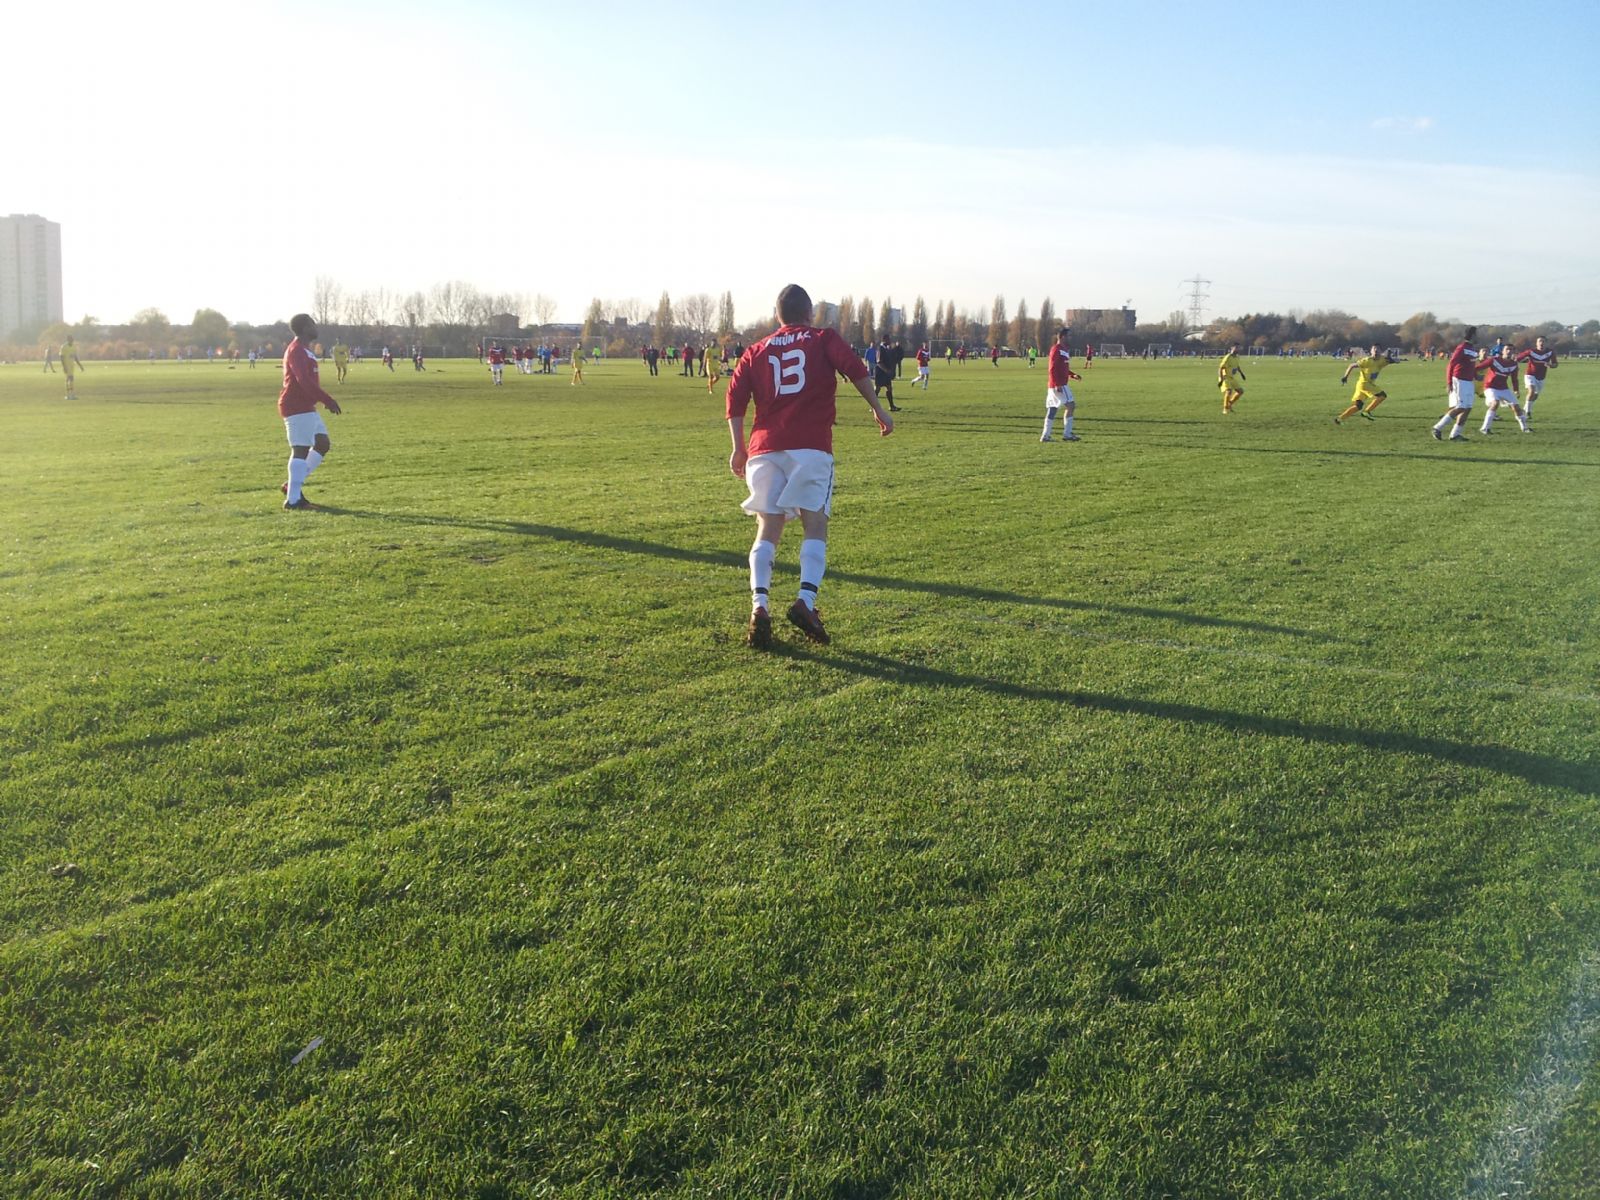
313, 509, 1328, 640
806, 647, 1600, 797
1205, 444, 1599, 469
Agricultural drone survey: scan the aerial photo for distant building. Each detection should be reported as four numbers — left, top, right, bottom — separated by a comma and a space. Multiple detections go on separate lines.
1066, 306, 1136, 333
486, 312, 520, 336
0, 213, 63, 337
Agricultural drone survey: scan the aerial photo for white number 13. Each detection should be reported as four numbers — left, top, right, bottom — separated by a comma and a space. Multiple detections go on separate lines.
766, 349, 807, 396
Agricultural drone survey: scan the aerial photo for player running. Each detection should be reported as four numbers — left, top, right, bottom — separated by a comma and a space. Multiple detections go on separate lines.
1334, 345, 1398, 423
1040, 327, 1084, 442
705, 341, 722, 393
331, 338, 350, 383
279, 314, 342, 510
1218, 344, 1246, 413
726, 284, 893, 649
1479, 346, 1529, 435
1516, 336, 1557, 428
59, 338, 86, 399
569, 343, 584, 385
915, 343, 931, 389
1431, 326, 1481, 441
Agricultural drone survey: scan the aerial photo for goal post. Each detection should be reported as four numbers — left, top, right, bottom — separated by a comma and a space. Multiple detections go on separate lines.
1147, 343, 1173, 358
1097, 343, 1127, 358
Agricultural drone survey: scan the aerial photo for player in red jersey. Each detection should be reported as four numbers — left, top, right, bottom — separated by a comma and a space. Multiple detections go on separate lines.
279, 314, 342, 509
1515, 336, 1558, 428
725, 284, 893, 648
915, 343, 931, 390
487, 343, 506, 386
1040, 327, 1084, 442
1478, 347, 1529, 435
990, 344, 1001, 367
1432, 326, 1481, 442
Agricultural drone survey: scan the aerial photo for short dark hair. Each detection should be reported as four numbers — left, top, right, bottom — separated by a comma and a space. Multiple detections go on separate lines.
290, 313, 317, 339
1057, 327, 1070, 338
776, 284, 812, 325
1464, 325, 1478, 342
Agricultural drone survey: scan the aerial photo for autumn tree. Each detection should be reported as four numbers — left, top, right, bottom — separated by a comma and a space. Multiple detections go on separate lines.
910, 296, 929, 348
1010, 298, 1030, 352
859, 295, 875, 346
582, 298, 605, 345
1035, 297, 1056, 349
653, 291, 674, 346
190, 308, 229, 349
836, 296, 855, 342
990, 295, 1007, 348
717, 291, 736, 337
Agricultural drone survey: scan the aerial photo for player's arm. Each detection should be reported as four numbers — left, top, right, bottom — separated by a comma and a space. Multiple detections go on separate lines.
288, 350, 341, 413
851, 374, 893, 435
1068, 369, 1082, 381
724, 361, 753, 476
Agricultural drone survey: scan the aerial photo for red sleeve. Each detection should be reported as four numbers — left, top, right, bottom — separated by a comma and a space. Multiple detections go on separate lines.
725, 348, 756, 420
824, 330, 869, 383
288, 350, 338, 408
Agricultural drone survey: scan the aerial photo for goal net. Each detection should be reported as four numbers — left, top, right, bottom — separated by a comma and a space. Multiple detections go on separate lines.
1147, 343, 1172, 358
1097, 343, 1127, 358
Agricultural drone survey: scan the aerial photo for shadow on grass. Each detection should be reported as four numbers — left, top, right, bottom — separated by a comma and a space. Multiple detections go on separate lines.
798, 647, 1600, 797
1153, 443, 1600, 469
314, 509, 1328, 640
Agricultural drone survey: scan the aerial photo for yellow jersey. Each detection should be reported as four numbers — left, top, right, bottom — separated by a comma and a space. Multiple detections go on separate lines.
332, 343, 349, 362
1351, 355, 1389, 388
1219, 352, 1242, 384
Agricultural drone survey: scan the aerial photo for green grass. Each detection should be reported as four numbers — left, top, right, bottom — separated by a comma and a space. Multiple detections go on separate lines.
2, 353, 1597, 1197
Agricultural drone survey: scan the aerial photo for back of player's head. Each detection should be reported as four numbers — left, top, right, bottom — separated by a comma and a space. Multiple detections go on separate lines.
1464, 325, 1478, 342
290, 313, 317, 339
776, 284, 812, 326
1057, 327, 1070, 340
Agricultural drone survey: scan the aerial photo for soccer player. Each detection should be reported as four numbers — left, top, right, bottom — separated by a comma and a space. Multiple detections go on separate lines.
1431, 326, 1481, 441
1040, 327, 1083, 442
331, 338, 350, 383
382, 346, 394, 372
59, 338, 85, 399
1334, 344, 1397, 423
569, 343, 584, 385
873, 335, 900, 411
726, 283, 893, 649
1084, 343, 1094, 368
990, 344, 1000, 368
705, 341, 722, 393
43, 345, 56, 373
1218, 344, 1245, 412
945, 346, 953, 365
1516, 336, 1557, 428
1479, 346, 1529, 435
915, 343, 931, 389
1027, 345, 1037, 368
278, 314, 342, 510
487, 343, 506, 385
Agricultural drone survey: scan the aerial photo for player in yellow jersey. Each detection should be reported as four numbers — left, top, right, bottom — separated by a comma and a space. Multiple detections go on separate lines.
1217, 344, 1246, 412
705, 341, 722, 393
1334, 345, 1399, 423
331, 339, 350, 383
569, 343, 584, 385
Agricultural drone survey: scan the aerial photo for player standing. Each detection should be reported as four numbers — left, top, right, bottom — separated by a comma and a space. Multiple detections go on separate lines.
1431, 326, 1481, 441
43, 345, 56, 373
59, 338, 85, 399
915, 343, 931, 389
331, 338, 350, 383
873, 335, 900, 411
1040, 327, 1083, 442
487, 343, 506, 385
1334, 345, 1396, 423
279, 314, 342, 510
990, 344, 1000, 368
1084, 343, 1094, 368
1218, 344, 1245, 413
726, 284, 893, 649
705, 341, 722, 393
569, 343, 585, 385
1516, 336, 1557, 428
1479, 346, 1529, 434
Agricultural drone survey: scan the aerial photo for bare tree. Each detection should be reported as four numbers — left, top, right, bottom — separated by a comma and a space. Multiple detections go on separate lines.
530, 294, 558, 329
1035, 297, 1056, 349
613, 297, 645, 326
678, 293, 714, 339
312, 275, 342, 327
1010, 298, 1030, 352
582, 298, 605, 345
653, 291, 673, 345
342, 290, 375, 333
836, 296, 855, 342
990, 295, 1007, 348
859, 295, 875, 346
717, 291, 736, 337
878, 297, 894, 340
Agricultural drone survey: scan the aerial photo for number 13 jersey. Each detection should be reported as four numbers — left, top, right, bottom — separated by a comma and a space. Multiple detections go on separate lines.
726, 325, 871, 456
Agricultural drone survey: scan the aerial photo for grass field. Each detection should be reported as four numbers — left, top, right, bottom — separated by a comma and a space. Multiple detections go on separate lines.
2, 351, 1597, 1198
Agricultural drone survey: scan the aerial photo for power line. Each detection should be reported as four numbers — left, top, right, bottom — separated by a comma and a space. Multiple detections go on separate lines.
1182, 275, 1211, 328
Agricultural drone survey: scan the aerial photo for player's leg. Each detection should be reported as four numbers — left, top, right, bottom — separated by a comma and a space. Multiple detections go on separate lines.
1361, 389, 1384, 418
1061, 399, 1078, 440
1041, 397, 1057, 440
789, 506, 831, 642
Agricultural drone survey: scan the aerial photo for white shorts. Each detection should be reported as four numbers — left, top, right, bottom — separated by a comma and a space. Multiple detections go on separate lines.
742, 449, 834, 518
1485, 387, 1516, 409
1449, 378, 1475, 410
1524, 375, 1543, 396
1046, 386, 1074, 408
283, 411, 329, 446
917, 365, 929, 378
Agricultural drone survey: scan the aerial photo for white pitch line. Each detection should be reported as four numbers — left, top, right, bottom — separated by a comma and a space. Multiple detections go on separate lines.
1464, 948, 1600, 1198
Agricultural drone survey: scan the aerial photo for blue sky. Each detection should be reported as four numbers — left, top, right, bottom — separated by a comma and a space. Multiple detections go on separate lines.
9, 0, 1597, 328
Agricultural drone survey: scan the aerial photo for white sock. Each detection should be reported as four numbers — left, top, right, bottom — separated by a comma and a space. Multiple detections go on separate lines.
1063, 413, 1074, 436
798, 539, 826, 609
749, 539, 776, 611
1482, 410, 1495, 432
304, 449, 324, 477
286, 456, 311, 502
1433, 415, 1453, 432
1042, 410, 1054, 437
1524, 398, 1535, 419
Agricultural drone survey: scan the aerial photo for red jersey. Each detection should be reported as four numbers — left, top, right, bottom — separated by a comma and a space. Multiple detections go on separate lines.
278, 339, 337, 417
1517, 348, 1557, 379
726, 325, 869, 456
1482, 353, 1518, 390
488, 347, 505, 365
916, 348, 929, 366
1445, 341, 1481, 382
1046, 344, 1077, 388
